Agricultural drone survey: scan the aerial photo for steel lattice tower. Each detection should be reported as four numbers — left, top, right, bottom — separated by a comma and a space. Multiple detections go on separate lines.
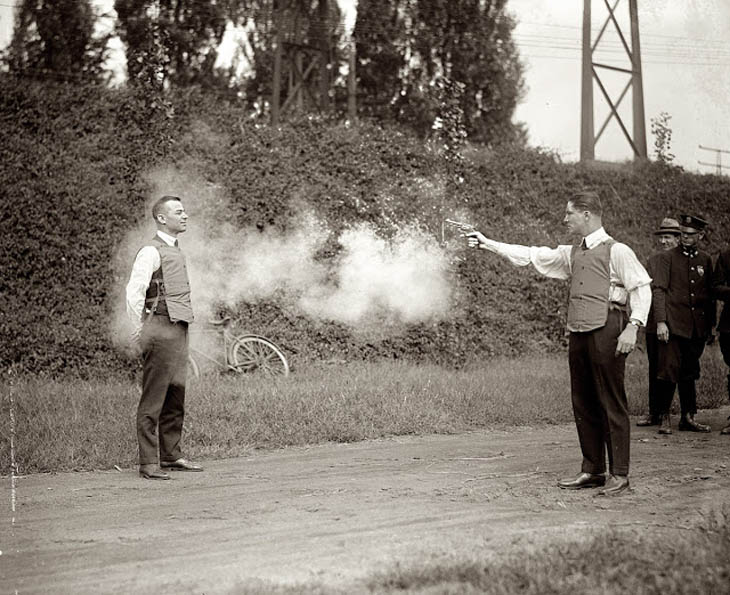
581, 0, 647, 162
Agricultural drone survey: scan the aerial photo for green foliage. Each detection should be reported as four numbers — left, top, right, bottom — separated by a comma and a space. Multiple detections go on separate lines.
651, 111, 675, 165
354, 0, 526, 144
2, 79, 730, 377
114, 0, 229, 88
3, 0, 110, 82
365, 512, 730, 595
7, 352, 727, 473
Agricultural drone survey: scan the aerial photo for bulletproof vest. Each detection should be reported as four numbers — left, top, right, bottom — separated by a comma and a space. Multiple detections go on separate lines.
567, 240, 615, 332
143, 236, 194, 323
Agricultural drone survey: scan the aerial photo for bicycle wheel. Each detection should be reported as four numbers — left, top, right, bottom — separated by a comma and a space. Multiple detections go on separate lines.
230, 335, 290, 376
187, 352, 201, 379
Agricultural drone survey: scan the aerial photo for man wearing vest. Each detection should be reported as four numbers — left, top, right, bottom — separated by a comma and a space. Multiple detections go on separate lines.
125, 195, 203, 480
652, 215, 715, 434
636, 218, 681, 427
463, 191, 651, 496
712, 246, 730, 435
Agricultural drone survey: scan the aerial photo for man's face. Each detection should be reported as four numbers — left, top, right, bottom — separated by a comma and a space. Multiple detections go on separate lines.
563, 201, 588, 237
679, 227, 702, 249
657, 233, 679, 251
157, 200, 188, 235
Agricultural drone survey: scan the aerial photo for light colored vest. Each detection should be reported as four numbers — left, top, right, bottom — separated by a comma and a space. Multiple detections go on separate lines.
567, 240, 616, 332
143, 237, 194, 323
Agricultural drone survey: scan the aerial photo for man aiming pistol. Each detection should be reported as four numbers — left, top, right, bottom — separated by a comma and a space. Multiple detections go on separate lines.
460, 191, 651, 496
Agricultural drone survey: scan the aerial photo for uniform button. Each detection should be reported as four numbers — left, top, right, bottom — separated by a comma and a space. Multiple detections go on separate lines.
690, 279, 695, 283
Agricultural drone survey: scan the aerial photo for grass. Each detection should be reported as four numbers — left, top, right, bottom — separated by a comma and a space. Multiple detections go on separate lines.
227, 508, 730, 594
1, 346, 728, 475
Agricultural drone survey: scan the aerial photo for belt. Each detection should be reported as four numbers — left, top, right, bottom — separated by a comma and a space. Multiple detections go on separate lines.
150, 313, 189, 327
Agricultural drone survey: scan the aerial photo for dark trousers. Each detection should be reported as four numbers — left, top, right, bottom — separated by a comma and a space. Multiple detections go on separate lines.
720, 333, 730, 400
569, 309, 630, 477
137, 316, 189, 465
645, 332, 660, 419
656, 334, 706, 416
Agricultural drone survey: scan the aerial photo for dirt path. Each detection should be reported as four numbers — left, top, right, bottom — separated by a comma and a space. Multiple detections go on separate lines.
3, 408, 730, 594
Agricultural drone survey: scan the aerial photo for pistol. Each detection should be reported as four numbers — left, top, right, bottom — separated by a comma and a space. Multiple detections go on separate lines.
444, 218, 475, 233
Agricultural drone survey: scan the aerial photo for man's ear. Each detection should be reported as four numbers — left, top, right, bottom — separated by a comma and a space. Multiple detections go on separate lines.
156, 214, 165, 225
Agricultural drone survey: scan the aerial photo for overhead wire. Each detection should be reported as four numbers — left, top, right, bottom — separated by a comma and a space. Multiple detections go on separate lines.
0, 1, 727, 82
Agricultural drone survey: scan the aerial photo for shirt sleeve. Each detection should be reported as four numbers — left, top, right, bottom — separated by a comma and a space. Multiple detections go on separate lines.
481, 239, 572, 281
611, 243, 653, 325
125, 246, 159, 335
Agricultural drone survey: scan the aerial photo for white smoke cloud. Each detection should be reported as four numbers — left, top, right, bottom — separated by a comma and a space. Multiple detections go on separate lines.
111, 165, 457, 347
299, 223, 452, 325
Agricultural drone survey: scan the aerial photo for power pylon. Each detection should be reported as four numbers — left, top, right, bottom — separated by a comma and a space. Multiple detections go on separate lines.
581, 0, 647, 162
698, 145, 730, 175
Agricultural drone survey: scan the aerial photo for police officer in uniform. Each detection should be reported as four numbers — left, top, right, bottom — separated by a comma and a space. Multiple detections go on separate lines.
636, 218, 681, 427
712, 245, 730, 435
652, 215, 715, 434
126, 195, 203, 479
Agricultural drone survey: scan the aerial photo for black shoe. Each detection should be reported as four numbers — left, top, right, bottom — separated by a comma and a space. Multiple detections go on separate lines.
720, 416, 730, 435
160, 458, 204, 472
139, 464, 171, 480
658, 414, 672, 435
678, 414, 711, 433
558, 472, 606, 490
636, 415, 659, 427
597, 474, 630, 496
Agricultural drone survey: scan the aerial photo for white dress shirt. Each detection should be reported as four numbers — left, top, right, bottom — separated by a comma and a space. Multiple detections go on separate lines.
479, 227, 652, 325
125, 230, 178, 336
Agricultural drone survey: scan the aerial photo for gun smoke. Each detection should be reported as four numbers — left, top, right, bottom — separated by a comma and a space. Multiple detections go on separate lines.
111, 167, 458, 345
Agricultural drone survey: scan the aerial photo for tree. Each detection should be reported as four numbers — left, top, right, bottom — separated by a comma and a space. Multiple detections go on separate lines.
3, 0, 110, 82
650, 111, 675, 165
114, 0, 229, 88
354, 0, 525, 144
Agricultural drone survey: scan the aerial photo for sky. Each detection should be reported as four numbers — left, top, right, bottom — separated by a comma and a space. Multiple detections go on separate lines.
0, 0, 728, 173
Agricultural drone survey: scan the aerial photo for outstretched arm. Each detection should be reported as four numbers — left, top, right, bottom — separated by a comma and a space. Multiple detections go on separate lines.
464, 230, 572, 281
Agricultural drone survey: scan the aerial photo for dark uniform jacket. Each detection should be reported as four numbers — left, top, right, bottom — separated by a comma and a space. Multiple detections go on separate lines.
651, 245, 715, 339
712, 249, 730, 334
645, 251, 663, 334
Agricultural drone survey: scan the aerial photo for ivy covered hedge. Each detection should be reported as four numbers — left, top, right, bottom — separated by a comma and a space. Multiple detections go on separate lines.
2, 78, 729, 377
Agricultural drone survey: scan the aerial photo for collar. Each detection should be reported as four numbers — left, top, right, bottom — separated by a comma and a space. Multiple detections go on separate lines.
681, 245, 698, 258
581, 227, 611, 250
156, 230, 178, 247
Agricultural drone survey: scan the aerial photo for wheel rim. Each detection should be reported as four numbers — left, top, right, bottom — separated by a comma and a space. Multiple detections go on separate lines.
231, 337, 289, 376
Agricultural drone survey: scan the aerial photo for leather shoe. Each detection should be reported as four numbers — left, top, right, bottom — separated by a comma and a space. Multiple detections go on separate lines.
597, 474, 630, 496
658, 414, 672, 435
720, 417, 730, 435
636, 415, 659, 427
558, 472, 606, 490
678, 414, 711, 433
139, 464, 170, 480
160, 458, 203, 472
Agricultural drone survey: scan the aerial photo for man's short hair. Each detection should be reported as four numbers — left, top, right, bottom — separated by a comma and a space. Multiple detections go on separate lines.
151, 195, 182, 220
569, 191, 602, 217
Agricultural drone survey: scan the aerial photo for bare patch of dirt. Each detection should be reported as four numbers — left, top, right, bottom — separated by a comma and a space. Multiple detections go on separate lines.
3, 407, 730, 594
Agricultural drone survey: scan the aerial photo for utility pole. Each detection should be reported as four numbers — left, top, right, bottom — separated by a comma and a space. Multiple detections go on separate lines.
580, 0, 647, 162
698, 145, 730, 175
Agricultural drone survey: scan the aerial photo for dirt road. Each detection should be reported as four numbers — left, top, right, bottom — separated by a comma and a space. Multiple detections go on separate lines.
3, 408, 730, 594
